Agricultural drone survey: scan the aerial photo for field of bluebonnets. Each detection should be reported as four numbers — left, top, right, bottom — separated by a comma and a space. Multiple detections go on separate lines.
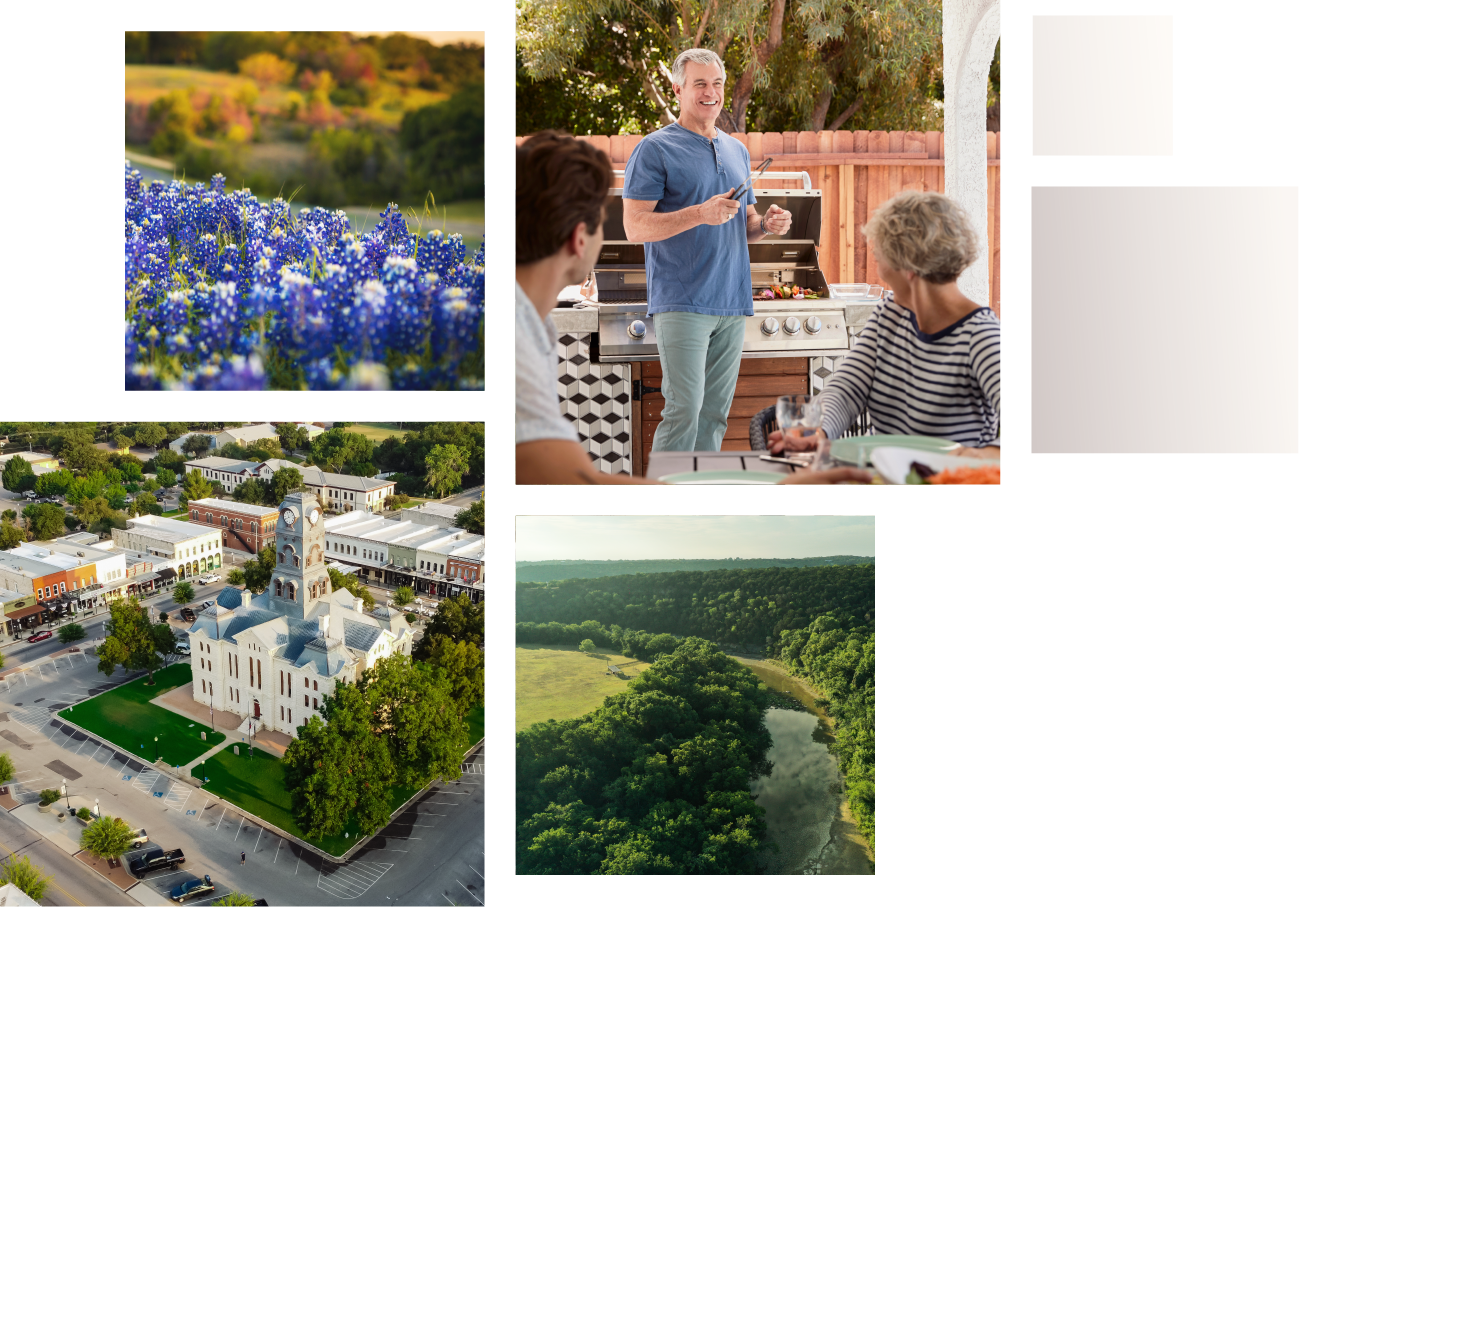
124, 165, 485, 390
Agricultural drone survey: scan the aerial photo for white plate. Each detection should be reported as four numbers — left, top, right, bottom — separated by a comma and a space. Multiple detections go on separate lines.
661, 472, 785, 485
870, 446, 998, 485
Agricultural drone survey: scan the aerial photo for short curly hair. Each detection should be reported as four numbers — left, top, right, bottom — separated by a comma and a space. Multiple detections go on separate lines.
517, 130, 613, 265
863, 190, 980, 285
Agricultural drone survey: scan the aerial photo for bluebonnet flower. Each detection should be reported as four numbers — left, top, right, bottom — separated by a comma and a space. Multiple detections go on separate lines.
127, 168, 482, 390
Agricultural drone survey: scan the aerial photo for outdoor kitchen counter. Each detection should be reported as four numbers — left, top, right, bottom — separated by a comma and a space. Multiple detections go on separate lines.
546, 303, 882, 478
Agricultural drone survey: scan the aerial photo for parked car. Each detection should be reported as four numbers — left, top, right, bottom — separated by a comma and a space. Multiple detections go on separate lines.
127, 826, 149, 849
198, 574, 221, 585
126, 845, 185, 877
22, 490, 36, 499
179, 608, 196, 622
27, 630, 52, 643
168, 875, 215, 905
175, 637, 190, 653
200, 600, 214, 609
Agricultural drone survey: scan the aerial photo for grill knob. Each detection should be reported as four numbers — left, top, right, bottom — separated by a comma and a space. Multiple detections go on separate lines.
627, 320, 647, 339
804, 315, 823, 333
782, 316, 801, 334
760, 317, 780, 336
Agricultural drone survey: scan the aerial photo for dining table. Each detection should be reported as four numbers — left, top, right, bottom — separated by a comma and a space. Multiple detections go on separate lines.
644, 451, 801, 481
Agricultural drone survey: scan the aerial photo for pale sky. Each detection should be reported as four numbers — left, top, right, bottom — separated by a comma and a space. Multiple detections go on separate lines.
516, 516, 875, 563
352, 32, 483, 45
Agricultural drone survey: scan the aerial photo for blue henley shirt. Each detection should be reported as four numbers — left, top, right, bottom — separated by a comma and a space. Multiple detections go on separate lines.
621, 122, 755, 317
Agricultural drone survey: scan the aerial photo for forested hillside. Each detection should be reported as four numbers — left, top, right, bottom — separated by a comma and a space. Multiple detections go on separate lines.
517, 556, 871, 582
780, 617, 876, 844
517, 639, 775, 874
515, 564, 874, 650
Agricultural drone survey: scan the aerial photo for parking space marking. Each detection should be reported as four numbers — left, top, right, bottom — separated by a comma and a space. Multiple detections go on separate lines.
316, 860, 394, 901
253, 824, 265, 853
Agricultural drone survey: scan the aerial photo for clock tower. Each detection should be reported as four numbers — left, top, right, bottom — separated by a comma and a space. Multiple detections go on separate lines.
271, 491, 329, 608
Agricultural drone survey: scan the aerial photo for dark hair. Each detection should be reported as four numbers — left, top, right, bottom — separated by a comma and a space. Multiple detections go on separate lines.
516, 130, 613, 265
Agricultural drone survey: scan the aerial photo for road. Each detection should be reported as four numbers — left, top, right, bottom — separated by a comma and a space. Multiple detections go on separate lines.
0, 813, 136, 906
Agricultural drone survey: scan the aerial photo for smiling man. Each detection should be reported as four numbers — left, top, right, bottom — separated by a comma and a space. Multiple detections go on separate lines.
621, 49, 792, 453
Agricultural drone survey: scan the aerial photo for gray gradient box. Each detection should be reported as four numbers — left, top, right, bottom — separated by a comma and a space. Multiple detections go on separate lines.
1034, 17, 1173, 156
1032, 187, 1298, 453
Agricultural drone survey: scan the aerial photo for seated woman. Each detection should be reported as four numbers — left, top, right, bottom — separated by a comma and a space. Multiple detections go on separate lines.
769, 190, 1000, 455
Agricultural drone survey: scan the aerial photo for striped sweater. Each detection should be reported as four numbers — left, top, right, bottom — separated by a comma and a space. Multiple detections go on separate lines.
820, 300, 1001, 446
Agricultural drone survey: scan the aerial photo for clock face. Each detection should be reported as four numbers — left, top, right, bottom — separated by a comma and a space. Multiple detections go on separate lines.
309, 508, 321, 525
280, 508, 297, 526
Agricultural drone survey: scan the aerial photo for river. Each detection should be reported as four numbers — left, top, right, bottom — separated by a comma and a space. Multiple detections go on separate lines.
733, 657, 874, 875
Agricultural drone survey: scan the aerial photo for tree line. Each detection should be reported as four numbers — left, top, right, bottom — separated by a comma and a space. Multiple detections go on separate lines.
514, 564, 873, 650
778, 616, 874, 847
517, 555, 871, 583
517, 638, 776, 874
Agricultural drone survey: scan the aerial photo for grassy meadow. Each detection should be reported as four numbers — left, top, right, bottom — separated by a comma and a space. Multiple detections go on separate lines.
516, 647, 651, 732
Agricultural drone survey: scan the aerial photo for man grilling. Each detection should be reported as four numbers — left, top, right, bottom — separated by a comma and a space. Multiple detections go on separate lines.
621, 49, 792, 453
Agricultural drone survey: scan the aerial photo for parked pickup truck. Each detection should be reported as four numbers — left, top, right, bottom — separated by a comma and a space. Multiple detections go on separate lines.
126, 845, 185, 877
167, 875, 215, 905
179, 608, 196, 623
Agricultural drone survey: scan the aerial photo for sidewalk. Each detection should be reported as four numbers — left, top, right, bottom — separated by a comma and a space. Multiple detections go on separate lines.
5, 800, 171, 906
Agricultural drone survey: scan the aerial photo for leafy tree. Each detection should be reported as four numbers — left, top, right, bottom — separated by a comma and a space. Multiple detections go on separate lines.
2, 455, 35, 493
423, 442, 469, 497
72, 496, 129, 535
0, 752, 13, 784
182, 469, 214, 502
393, 585, 415, 607
579, 638, 596, 653
231, 477, 269, 505
61, 439, 109, 475
153, 448, 186, 474
211, 892, 259, 906
269, 467, 303, 504
240, 544, 276, 593
274, 423, 308, 454
454, 498, 484, 534
37, 789, 62, 807
24, 502, 65, 540
420, 593, 483, 648
413, 633, 484, 713
0, 518, 25, 549
58, 623, 86, 643
155, 467, 177, 489
227, 568, 246, 586
36, 471, 75, 497
401, 81, 484, 200
326, 566, 374, 604
98, 597, 167, 684
173, 582, 195, 605
132, 422, 169, 449
362, 654, 468, 789
0, 854, 49, 903
182, 434, 215, 458
284, 680, 398, 839
80, 815, 138, 861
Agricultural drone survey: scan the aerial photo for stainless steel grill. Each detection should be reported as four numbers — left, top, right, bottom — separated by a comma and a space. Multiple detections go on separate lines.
593, 188, 851, 363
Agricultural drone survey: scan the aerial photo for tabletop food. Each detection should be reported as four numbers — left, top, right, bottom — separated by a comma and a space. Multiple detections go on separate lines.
905, 461, 1001, 485
756, 284, 824, 300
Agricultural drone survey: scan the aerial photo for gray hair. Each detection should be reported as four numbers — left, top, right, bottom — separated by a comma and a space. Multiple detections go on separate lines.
863, 190, 980, 285
671, 48, 725, 87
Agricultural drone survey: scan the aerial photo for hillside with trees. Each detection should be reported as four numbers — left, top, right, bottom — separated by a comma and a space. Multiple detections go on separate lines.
515, 563, 873, 649
517, 555, 871, 582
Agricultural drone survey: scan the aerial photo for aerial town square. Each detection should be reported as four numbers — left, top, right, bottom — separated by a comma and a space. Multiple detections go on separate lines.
0, 421, 484, 907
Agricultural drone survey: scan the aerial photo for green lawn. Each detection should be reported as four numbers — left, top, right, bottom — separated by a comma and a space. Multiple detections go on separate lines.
60, 664, 226, 766
190, 747, 410, 857
466, 706, 484, 746
515, 647, 650, 732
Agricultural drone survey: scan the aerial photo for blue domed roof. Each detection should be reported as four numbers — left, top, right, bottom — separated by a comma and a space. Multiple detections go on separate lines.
216, 585, 244, 609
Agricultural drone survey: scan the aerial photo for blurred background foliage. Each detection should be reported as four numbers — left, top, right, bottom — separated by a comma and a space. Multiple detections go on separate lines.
515, 0, 988, 137
125, 32, 483, 208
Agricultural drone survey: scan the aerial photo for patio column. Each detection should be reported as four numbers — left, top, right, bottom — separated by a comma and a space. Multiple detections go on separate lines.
944, 0, 1000, 308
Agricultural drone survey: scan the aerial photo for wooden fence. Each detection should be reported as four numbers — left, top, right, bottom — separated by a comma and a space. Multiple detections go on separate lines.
517, 130, 1001, 317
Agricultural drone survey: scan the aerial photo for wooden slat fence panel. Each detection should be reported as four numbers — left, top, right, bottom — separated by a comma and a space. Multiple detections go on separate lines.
517, 129, 999, 314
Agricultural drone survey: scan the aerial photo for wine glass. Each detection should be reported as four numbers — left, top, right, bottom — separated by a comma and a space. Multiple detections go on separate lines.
776, 393, 823, 460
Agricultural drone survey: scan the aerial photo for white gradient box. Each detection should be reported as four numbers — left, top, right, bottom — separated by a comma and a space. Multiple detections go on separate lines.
1034, 17, 1173, 156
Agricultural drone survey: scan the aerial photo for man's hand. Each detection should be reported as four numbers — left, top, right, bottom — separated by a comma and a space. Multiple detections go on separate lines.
696, 192, 745, 227
760, 205, 792, 236
767, 426, 828, 454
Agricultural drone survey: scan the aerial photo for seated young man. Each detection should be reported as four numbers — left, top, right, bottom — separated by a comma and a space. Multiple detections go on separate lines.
515, 130, 869, 485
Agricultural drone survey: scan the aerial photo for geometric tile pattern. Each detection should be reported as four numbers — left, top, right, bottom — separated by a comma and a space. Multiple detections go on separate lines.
556, 334, 634, 475
809, 354, 872, 438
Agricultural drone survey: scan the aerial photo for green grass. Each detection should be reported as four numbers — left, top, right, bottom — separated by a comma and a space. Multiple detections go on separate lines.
467, 706, 484, 746
59, 663, 226, 766
515, 647, 650, 732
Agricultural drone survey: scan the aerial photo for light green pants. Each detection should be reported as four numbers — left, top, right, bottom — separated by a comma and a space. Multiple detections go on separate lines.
651, 313, 747, 452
